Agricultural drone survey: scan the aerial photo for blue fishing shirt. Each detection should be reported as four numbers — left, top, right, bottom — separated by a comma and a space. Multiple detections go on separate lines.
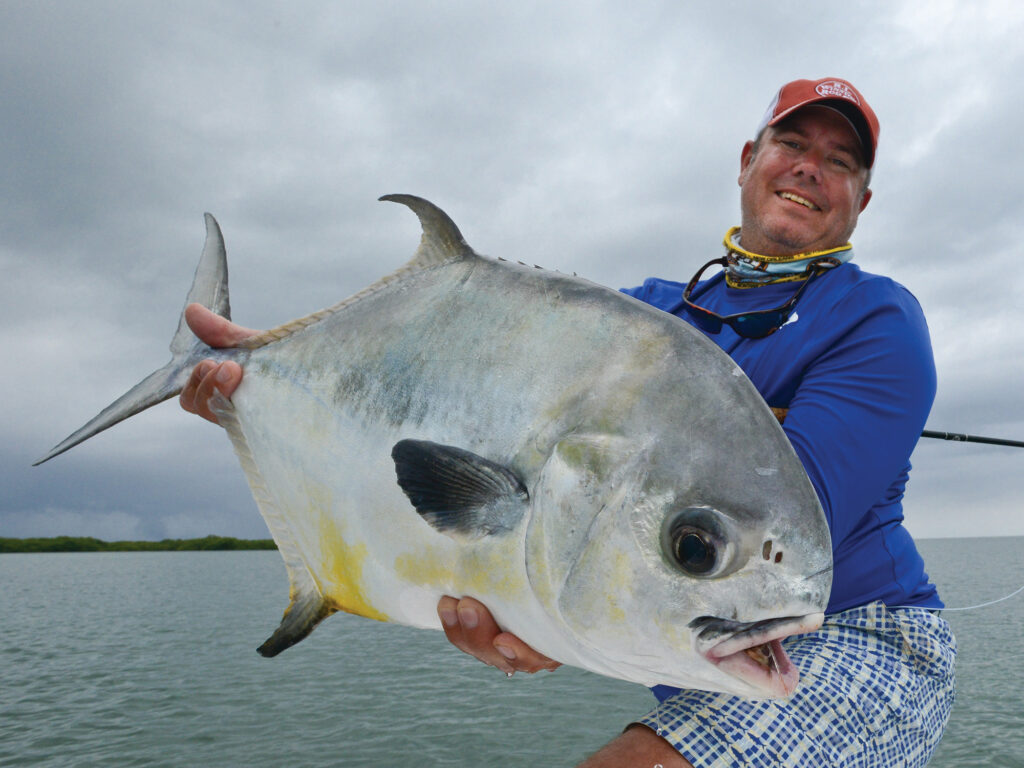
623, 261, 942, 614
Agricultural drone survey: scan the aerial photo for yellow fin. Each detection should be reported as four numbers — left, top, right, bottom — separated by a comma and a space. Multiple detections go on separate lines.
210, 392, 335, 655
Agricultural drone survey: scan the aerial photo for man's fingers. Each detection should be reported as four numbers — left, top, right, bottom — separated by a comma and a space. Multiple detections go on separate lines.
192, 363, 222, 424
437, 596, 559, 676
455, 596, 516, 674
493, 632, 562, 674
438, 595, 472, 651
180, 360, 215, 418
197, 362, 242, 421
180, 361, 242, 424
437, 596, 513, 674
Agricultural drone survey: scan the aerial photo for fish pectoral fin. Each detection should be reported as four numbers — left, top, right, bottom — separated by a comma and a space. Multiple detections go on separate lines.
391, 439, 528, 538
258, 588, 336, 658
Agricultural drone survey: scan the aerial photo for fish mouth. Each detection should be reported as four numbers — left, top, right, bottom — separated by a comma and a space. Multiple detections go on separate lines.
690, 612, 824, 698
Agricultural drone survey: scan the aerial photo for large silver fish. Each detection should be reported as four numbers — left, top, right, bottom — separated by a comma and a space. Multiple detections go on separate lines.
37, 195, 831, 698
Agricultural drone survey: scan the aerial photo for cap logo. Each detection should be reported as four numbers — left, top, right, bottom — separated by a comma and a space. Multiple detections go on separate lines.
815, 80, 860, 105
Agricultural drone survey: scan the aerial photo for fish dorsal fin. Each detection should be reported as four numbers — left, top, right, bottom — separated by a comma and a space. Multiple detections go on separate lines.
379, 194, 477, 267
238, 195, 476, 350
392, 439, 528, 539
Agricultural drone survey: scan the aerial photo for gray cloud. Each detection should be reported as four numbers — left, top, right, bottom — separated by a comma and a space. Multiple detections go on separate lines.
5, 0, 1024, 541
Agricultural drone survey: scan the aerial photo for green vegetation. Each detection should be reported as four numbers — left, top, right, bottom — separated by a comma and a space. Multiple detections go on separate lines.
0, 535, 277, 553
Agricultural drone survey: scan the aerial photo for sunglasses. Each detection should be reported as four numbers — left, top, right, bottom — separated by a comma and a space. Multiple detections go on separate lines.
681, 257, 839, 339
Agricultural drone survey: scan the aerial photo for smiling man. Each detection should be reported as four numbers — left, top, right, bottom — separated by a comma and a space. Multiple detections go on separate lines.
181, 79, 957, 768
431, 78, 957, 768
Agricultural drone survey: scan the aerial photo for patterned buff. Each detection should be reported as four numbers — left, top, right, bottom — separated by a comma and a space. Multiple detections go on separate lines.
723, 226, 853, 288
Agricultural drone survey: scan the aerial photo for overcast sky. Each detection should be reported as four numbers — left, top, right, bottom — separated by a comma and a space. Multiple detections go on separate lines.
4, 1, 1024, 545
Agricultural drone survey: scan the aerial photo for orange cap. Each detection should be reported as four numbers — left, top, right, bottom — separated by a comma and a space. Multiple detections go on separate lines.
757, 78, 880, 168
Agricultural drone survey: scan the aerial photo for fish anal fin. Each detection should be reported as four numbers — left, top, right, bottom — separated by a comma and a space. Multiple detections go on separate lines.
257, 591, 337, 658
392, 439, 528, 539
208, 391, 336, 658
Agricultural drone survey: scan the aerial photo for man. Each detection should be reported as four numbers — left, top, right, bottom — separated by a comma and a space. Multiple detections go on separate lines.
181, 79, 956, 767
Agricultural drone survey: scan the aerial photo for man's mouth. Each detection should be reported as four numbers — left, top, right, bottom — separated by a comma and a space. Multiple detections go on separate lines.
777, 191, 820, 211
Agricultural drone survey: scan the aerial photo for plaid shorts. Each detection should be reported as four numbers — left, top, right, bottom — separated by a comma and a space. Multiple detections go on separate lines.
635, 602, 957, 767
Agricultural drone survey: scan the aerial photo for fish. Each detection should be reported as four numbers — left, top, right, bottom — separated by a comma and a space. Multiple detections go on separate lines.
36, 195, 832, 698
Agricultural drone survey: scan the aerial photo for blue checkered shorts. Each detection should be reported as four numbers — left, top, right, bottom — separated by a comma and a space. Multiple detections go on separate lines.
635, 602, 956, 767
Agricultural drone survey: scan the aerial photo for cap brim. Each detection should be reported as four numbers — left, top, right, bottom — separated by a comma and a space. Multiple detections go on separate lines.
769, 99, 874, 168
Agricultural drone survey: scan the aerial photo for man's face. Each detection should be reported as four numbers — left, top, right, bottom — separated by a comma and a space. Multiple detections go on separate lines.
737, 106, 872, 257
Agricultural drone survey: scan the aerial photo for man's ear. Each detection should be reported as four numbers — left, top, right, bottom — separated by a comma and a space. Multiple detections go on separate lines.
859, 187, 872, 213
739, 140, 756, 186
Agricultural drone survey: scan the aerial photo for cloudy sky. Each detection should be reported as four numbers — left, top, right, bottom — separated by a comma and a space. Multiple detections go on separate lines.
4, 1, 1023, 544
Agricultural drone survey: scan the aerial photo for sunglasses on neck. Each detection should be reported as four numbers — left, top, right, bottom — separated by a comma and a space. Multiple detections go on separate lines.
681, 257, 839, 339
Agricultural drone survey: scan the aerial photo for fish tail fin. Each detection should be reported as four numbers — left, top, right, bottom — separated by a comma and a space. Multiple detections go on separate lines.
33, 214, 234, 465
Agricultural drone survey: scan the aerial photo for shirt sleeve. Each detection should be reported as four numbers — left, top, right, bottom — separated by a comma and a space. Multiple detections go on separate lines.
778, 279, 937, 547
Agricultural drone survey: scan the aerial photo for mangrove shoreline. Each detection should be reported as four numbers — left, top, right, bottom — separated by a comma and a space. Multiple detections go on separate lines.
0, 535, 276, 553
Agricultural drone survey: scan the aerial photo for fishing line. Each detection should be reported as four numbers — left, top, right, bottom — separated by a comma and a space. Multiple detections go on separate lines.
932, 582, 1024, 612
893, 582, 1024, 612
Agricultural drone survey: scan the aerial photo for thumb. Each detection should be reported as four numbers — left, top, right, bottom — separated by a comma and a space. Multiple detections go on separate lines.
184, 303, 260, 348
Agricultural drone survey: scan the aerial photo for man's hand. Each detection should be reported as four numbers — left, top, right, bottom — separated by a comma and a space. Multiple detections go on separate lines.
436, 596, 561, 676
179, 303, 259, 424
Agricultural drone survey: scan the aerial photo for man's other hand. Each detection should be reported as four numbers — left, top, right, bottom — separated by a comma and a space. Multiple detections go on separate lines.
179, 303, 259, 424
437, 596, 561, 676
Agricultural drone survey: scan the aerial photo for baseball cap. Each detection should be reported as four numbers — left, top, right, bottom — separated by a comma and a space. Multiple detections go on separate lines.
756, 78, 880, 168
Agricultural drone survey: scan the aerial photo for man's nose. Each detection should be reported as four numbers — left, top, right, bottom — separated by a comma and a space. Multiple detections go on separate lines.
792, 154, 822, 183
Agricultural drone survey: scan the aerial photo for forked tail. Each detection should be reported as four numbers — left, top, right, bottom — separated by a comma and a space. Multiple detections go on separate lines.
34, 214, 237, 465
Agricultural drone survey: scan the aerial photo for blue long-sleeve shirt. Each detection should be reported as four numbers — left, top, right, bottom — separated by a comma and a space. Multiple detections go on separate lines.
623, 261, 941, 613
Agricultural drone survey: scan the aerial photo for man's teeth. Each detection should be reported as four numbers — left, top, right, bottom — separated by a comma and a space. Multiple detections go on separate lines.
778, 191, 819, 210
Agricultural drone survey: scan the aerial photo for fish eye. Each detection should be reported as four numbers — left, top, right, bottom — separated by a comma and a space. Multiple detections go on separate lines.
661, 507, 727, 578
672, 528, 717, 575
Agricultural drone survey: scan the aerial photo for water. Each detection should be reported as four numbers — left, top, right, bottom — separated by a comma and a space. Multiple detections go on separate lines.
919, 538, 1024, 768
0, 538, 1020, 767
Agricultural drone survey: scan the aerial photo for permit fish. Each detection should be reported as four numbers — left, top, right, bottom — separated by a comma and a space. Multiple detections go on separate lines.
36, 195, 832, 698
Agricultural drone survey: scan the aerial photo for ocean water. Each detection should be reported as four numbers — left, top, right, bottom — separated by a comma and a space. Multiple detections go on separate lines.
0, 537, 1020, 767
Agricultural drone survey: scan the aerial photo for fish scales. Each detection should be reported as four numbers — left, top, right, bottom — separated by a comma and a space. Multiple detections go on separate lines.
239, 259, 683, 607
37, 195, 832, 698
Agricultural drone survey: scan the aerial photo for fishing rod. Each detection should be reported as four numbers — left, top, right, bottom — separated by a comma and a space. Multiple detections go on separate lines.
921, 430, 1024, 448
772, 407, 1024, 447
914, 428, 1024, 614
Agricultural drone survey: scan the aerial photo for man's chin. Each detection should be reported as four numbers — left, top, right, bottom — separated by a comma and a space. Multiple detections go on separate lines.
751, 212, 858, 256
741, 226, 824, 257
